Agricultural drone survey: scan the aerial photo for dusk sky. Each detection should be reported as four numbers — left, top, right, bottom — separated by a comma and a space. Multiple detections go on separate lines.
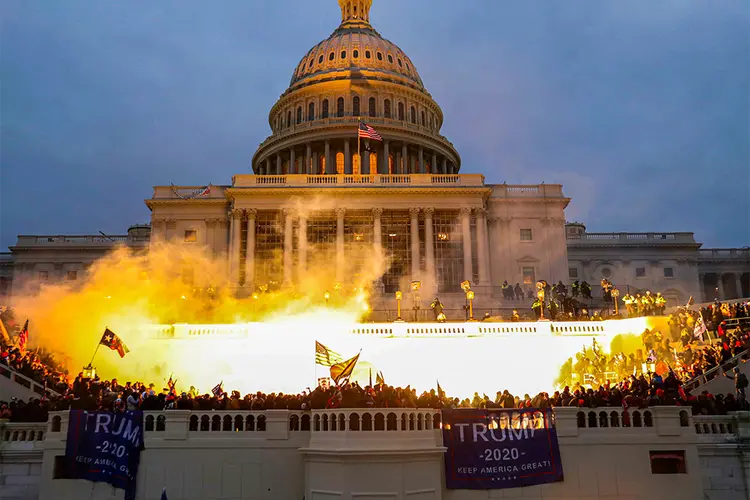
2, 0, 748, 250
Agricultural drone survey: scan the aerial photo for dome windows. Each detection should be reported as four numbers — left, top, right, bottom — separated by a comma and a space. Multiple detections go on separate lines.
398, 102, 405, 121
318, 55, 324, 64
329, 52, 335, 61
308, 102, 315, 121
384, 99, 392, 118
297, 106, 303, 124
308, 59, 313, 68
397, 58, 402, 67
369, 97, 376, 117
365, 50, 371, 59
353, 49, 359, 58
322, 99, 329, 119
410, 106, 416, 124
341, 50, 347, 59
387, 54, 394, 64
287, 111, 292, 128
377, 52, 383, 61
353, 96, 360, 116
337, 97, 345, 117
421, 111, 425, 126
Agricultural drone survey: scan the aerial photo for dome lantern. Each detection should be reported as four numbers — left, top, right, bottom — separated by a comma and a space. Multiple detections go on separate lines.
338, 0, 372, 25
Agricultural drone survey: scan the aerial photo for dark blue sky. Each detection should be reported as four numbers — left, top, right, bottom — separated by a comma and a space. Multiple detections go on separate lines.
2, 0, 748, 249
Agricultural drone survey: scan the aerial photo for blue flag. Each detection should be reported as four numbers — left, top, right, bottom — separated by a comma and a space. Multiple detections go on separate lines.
65, 410, 144, 500
161, 487, 168, 500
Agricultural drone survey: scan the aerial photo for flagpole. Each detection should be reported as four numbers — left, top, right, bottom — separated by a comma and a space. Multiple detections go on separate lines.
357, 117, 361, 175
88, 342, 102, 366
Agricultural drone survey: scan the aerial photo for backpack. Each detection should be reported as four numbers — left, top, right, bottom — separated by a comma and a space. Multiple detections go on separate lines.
737, 373, 748, 389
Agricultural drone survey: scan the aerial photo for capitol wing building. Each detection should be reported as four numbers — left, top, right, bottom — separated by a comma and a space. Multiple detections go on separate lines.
1, 0, 748, 310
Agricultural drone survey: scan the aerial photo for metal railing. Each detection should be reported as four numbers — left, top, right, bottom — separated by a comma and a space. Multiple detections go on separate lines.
0, 362, 61, 397
682, 349, 750, 393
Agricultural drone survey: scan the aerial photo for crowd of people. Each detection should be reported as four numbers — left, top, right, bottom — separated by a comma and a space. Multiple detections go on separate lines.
2, 300, 749, 424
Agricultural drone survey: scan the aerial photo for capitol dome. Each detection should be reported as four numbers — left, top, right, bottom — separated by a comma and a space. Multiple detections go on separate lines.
252, 0, 461, 176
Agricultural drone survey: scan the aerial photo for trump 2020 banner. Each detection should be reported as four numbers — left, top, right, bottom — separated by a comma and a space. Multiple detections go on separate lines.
65, 410, 144, 500
442, 408, 563, 489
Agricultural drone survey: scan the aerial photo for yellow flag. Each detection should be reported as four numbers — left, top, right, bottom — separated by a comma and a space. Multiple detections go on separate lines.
330, 352, 360, 385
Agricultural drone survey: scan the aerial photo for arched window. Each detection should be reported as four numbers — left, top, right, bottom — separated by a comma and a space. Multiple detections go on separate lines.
353, 96, 360, 116
329, 52, 335, 61
387, 54, 394, 64
365, 50, 371, 59
377, 52, 383, 61
410, 106, 416, 124
322, 99, 329, 119
296, 106, 302, 124
398, 102, 405, 121
353, 49, 359, 58
384, 99, 391, 118
318, 54, 323, 64
337, 97, 345, 117
308, 102, 315, 121
397, 57, 402, 67
341, 50, 347, 59
336, 152, 345, 174
421, 110, 425, 126
286, 111, 291, 128
369, 97, 376, 117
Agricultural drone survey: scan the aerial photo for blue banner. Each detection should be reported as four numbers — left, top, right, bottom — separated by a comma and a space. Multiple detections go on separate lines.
442, 408, 563, 489
65, 411, 144, 500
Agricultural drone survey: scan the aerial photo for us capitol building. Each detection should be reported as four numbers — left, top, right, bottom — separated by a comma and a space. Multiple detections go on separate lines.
1, 0, 748, 311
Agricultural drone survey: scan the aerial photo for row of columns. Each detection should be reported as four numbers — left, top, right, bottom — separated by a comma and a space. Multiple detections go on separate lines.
699, 272, 747, 301
257, 139, 454, 176
228, 207, 491, 289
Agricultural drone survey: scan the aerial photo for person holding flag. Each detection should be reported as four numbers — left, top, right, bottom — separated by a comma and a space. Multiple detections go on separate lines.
17, 319, 29, 352
211, 381, 224, 397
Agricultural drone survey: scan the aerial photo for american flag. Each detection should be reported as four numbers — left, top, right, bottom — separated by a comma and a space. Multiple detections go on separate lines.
211, 381, 224, 397
18, 320, 29, 352
358, 122, 382, 141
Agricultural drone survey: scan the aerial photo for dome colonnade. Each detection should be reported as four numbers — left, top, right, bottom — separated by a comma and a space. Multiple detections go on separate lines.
251, 0, 461, 177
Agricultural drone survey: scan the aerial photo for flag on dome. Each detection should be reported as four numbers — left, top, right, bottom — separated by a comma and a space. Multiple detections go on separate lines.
358, 122, 382, 141
18, 320, 29, 352
315, 341, 343, 367
330, 352, 360, 385
99, 328, 129, 358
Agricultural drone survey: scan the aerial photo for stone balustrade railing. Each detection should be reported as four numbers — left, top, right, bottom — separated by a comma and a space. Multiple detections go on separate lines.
230, 173, 485, 189
699, 248, 750, 260
566, 232, 697, 244
0, 362, 61, 398
14, 235, 146, 246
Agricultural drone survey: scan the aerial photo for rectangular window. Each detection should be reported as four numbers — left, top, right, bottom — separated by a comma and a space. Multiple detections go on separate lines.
38, 271, 49, 281
184, 230, 197, 243
636, 267, 646, 278
66, 271, 77, 281
569, 268, 578, 279
522, 267, 535, 285
520, 229, 533, 241
664, 267, 674, 278
53, 455, 69, 479
650, 450, 686, 474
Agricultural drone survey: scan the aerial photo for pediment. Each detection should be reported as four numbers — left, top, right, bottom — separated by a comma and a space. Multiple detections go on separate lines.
517, 255, 540, 263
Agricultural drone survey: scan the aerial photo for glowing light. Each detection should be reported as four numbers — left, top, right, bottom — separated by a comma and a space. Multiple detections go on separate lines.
437, 232, 449, 241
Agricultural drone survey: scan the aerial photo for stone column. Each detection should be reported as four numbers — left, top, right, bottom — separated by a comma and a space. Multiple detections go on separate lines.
244, 209, 257, 288
475, 208, 490, 287
276, 154, 282, 175
431, 152, 437, 175
383, 141, 390, 174
336, 208, 346, 281
344, 139, 352, 174
373, 208, 384, 291
265, 158, 271, 176
362, 147, 370, 175
325, 140, 332, 174
298, 213, 308, 277
442, 158, 447, 174
424, 207, 435, 284
460, 207, 473, 282
312, 151, 319, 175
736, 274, 744, 299
306, 143, 312, 174
698, 273, 707, 302
229, 209, 242, 286
410, 207, 421, 280
395, 152, 402, 175
289, 148, 296, 174
283, 209, 293, 285
402, 144, 408, 174
418, 146, 424, 174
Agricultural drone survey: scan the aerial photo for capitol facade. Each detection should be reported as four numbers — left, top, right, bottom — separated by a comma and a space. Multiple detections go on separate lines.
1, 0, 748, 312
